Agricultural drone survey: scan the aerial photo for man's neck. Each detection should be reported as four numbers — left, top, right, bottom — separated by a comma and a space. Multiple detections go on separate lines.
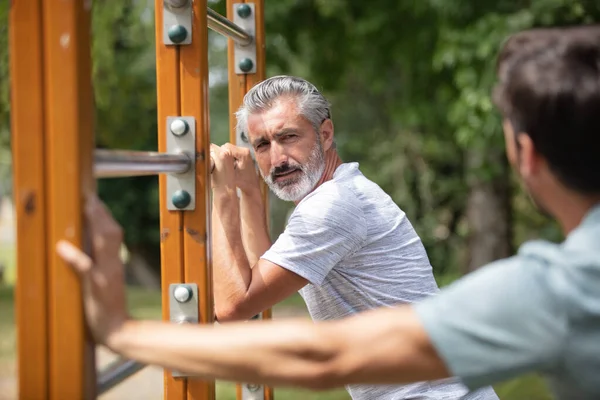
294, 150, 343, 206
546, 190, 600, 236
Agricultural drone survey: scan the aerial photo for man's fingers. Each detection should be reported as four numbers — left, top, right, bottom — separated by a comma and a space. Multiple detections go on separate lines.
82, 193, 124, 256
222, 143, 251, 159
56, 240, 93, 274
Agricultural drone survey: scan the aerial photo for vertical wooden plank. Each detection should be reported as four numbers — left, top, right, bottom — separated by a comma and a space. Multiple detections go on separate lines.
242, 2, 272, 399
41, 0, 97, 398
180, 0, 215, 398
243, 1, 272, 399
227, 0, 247, 145
225, 2, 248, 399
154, 1, 187, 399
227, 1, 272, 399
9, 1, 49, 398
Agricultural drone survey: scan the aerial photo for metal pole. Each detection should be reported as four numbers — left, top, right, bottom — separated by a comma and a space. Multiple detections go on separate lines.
94, 149, 192, 178
207, 7, 253, 46
97, 358, 147, 395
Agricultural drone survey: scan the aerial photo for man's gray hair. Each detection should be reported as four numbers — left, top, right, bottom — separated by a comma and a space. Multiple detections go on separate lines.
235, 75, 332, 143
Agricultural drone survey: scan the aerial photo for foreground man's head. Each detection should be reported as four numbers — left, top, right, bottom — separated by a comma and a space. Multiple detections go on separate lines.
493, 24, 600, 222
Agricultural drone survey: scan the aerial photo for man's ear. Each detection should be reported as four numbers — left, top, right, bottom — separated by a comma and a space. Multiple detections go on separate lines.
320, 119, 335, 151
516, 133, 538, 178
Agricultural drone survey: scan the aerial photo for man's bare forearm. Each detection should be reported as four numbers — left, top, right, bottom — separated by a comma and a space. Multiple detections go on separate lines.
211, 189, 253, 317
106, 307, 449, 390
240, 187, 271, 266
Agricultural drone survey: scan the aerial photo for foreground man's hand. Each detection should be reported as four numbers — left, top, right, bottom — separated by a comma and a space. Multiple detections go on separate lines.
56, 193, 129, 346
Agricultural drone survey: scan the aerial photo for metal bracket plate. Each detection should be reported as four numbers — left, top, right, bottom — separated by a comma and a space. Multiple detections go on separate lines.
241, 313, 265, 399
169, 283, 199, 377
233, 3, 257, 74
166, 116, 196, 211
163, 1, 193, 45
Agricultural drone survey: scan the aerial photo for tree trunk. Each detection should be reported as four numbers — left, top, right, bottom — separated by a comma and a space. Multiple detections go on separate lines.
465, 149, 513, 273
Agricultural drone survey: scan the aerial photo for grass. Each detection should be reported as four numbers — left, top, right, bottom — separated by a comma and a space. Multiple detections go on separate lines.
0, 243, 15, 285
0, 285, 15, 362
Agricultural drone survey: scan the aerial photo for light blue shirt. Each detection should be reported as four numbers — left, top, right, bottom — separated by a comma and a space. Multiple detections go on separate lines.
415, 203, 600, 399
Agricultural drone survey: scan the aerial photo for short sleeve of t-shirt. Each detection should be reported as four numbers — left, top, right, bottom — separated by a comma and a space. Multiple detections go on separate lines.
261, 185, 367, 286
413, 250, 569, 389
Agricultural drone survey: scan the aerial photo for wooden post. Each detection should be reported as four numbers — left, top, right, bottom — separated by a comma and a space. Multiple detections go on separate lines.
42, 0, 97, 398
226, 1, 272, 399
10, 2, 49, 398
155, 0, 215, 399
12, 0, 97, 399
180, 1, 215, 399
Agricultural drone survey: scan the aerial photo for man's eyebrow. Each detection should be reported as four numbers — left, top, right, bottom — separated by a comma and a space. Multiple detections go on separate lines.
252, 136, 268, 147
274, 128, 299, 138
252, 129, 300, 147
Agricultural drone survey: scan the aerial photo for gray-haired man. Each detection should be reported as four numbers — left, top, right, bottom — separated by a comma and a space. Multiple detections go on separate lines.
207, 76, 497, 400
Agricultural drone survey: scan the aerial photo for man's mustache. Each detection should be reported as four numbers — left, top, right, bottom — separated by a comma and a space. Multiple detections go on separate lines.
270, 163, 302, 179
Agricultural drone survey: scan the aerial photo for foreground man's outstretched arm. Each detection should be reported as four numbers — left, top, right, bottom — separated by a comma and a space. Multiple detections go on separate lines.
106, 307, 448, 389
55, 193, 449, 390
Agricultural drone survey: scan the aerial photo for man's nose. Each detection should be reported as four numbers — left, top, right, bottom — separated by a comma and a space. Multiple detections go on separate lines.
270, 142, 288, 168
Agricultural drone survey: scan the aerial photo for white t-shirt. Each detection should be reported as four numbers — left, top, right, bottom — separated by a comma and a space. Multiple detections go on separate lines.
262, 162, 498, 400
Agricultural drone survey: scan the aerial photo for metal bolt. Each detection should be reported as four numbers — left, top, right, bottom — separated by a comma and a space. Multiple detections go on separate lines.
238, 58, 254, 73
236, 4, 252, 18
172, 190, 191, 209
246, 383, 260, 392
170, 119, 189, 136
174, 285, 192, 303
168, 24, 188, 44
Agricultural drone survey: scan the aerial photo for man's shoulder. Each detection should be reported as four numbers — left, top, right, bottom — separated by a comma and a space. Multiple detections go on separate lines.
298, 178, 362, 211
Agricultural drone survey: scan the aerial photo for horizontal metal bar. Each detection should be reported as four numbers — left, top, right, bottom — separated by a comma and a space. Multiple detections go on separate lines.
94, 149, 192, 178
207, 7, 252, 46
97, 358, 147, 395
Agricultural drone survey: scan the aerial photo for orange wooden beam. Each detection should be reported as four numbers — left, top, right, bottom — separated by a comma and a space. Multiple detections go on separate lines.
226, 1, 271, 399
156, 0, 215, 398
42, 0, 97, 398
154, 1, 187, 399
10, 1, 49, 398
242, 2, 271, 399
180, 0, 215, 398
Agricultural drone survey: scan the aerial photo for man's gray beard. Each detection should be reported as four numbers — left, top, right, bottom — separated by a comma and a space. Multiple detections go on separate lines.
261, 142, 325, 202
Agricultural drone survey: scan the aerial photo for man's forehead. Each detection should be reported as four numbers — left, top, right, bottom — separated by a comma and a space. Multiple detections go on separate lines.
246, 100, 302, 139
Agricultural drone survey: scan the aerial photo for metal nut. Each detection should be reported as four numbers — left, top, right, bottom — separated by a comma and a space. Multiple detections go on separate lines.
174, 285, 192, 303
170, 119, 189, 136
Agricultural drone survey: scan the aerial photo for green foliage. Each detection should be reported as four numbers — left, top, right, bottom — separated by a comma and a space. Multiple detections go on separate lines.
91, 1, 162, 263
251, 0, 599, 273
2, 0, 598, 275
0, 3, 11, 197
